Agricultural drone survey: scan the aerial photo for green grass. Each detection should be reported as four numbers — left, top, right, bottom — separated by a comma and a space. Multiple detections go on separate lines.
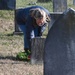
67, 0, 75, 9
16, 0, 53, 11
0, 10, 14, 19
16, 0, 75, 11
0, 0, 75, 20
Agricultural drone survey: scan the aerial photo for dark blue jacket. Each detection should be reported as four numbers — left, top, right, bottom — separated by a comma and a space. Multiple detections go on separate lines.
16, 6, 50, 38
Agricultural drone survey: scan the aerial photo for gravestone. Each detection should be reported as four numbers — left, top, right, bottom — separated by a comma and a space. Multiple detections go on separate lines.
44, 8, 75, 75
53, 0, 67, 12
31, 37, 45, 64
49, 12, 63, 30
13, 9, 23, 35
73, 0, 75, 5
0, 0, 16, 10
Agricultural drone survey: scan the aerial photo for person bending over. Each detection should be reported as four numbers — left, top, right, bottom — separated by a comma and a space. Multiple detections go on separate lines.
16, 5, 51, 54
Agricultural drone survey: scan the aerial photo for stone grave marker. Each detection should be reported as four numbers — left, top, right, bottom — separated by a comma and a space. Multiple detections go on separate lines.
53, 0, 67, 12
44, 8, 75, 75
0, 0, 16, 10
31, 37, 45, 64
73, 0, 75, 5
14, 9, 23, 35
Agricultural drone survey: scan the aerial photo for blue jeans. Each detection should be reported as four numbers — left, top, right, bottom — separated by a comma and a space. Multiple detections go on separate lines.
19, 25, 39, 50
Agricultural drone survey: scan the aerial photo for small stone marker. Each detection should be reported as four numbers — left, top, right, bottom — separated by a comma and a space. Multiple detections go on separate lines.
14, 9, 23, 35
44, 8, 75, 75
73, 0, 75, 5
53, 0, 67, 12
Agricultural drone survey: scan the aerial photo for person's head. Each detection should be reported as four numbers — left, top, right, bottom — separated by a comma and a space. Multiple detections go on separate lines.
30, 8, 50, 26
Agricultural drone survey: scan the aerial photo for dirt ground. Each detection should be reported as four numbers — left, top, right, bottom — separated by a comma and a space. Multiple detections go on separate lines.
0, 18, 43, 75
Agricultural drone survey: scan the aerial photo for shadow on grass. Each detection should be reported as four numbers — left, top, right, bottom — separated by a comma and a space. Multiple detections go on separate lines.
6, 33, 14, 36
0, 56, 29, 64
0, 56, 16, 60
6, 32, 23, 36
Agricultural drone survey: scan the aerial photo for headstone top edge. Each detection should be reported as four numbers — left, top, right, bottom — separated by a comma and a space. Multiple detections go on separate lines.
68, 8, 75, 11
63, 8, 75, 15
50, 12, 63, 14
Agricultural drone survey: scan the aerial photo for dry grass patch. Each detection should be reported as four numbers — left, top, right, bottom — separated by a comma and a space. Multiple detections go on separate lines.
0, 18, 43, 75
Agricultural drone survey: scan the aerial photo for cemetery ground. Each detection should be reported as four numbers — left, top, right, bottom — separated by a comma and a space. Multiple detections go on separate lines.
0, 16, 43, 75
0, 0, 75, 75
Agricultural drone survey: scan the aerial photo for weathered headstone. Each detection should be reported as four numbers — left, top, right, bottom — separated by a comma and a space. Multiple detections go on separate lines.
31, 37, 45, 64
13, 9, 23, 35
73, 0, 75, 5
53, 0, 67, 12
44, 8, 75, 75
0, 0, 16, 10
